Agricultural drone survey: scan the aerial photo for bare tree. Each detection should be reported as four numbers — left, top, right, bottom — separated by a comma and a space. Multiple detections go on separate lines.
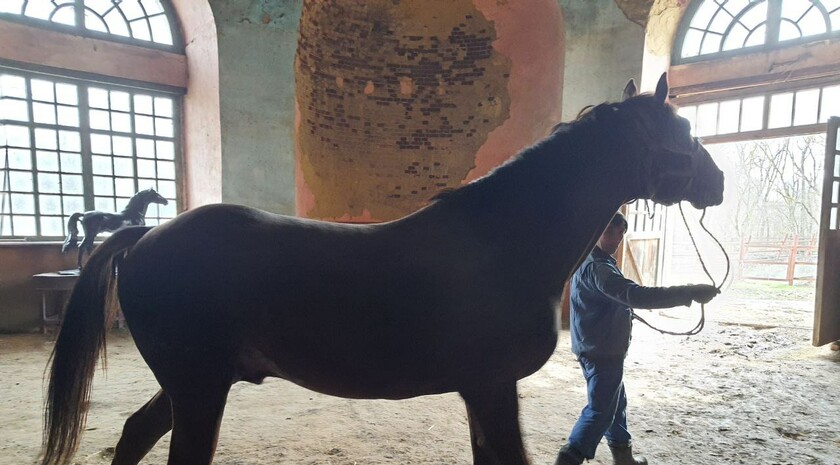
730, 135, 824, 241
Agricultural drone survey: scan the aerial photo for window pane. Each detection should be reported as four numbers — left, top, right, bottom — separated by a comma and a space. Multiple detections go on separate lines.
778, 20, 802, 41
57, 105, 79, 127
820, 85, 840, 122
0, 75, 27, 98
62, 174, 83, 194
93, 176, 114, 196
1, 98, 30, 121
696, 102, 719, 137
40, 216, 64, 236
768, 93, 793, 128
12, 216, 36, 236
2, 125, 30, 147
10, 171, 34, 191
60, 153, 83, 173
88, 88, 109, 109
12, 194, 35, 213
135, 115, 154, 135
31, 80, 55, 102
112, 135, 133, 156
137, 159, 156, 178
110, 91, 131, 111
718, 100, 740, 134
90, 133, 111, 154
8, 149, 32, 170
59, 130, 81, 152
38, 173, 61, 193
33, 102, 56, 124
156, 140, 174, 160
34, 128, 57, 150
157, 161, 175, 180
55, 83, 77, 105
92, 155, 113, 175
137, 138, 156, 158
36, 151, 59, 171
111, 112, 132, 133
115, 178, 136, 196
90, 109, 111, 130
39, 195, 63, 215
155, 117, 173, 137
157, 180, 176, 198
149, 15, 174, 45
793, 88, 820, 126
154, 97, 173, 117
740, 96, 764, 131
63, 196, 84, 214
114, 157, 134, 176
134, 94, 153, 114
95, 197, 115, 212
681, 29, 703, 58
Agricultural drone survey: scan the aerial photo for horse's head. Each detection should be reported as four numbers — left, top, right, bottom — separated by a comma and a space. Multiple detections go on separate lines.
614, 73, 724, 209
138, 188, 169, 206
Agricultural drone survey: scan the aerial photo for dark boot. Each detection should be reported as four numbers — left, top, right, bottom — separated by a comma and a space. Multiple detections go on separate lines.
554, 444, 584, 465
609, 443, 648, 465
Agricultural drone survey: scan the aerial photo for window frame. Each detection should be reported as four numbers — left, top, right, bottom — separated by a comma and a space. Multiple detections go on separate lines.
0, 0, 184, 54
0, 0, 185, 241
1, 66, 183, 240
674, 0, 840, 65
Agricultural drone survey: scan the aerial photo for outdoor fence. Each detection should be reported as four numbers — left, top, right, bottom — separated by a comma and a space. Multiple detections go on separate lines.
737, 235, 818, 285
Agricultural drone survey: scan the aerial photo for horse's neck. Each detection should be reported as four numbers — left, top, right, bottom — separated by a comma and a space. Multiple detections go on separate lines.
442, 124, 636, 283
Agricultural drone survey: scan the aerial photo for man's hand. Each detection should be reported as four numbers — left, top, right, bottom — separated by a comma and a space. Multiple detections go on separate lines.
689, 284, 719, 304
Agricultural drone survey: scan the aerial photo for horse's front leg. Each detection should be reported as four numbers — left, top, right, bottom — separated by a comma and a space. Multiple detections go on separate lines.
460, 381, 530, 465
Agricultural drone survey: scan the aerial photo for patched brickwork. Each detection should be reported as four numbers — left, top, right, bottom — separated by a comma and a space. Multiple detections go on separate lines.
295, 0, 511, 221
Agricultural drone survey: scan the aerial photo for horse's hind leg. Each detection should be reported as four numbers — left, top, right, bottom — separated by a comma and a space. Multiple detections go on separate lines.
111, 390, 172, 465
460, 382, 530, 465
166, 381, 231, 465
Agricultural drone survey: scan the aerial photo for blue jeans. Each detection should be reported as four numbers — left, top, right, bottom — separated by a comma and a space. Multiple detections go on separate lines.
567, 355, 632, 459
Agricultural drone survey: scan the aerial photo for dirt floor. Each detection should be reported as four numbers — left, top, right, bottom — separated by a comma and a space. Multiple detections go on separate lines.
1, 282, 839, 465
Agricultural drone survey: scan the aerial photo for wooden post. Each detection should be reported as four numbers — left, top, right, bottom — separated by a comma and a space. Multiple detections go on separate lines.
786, 235, 799, 286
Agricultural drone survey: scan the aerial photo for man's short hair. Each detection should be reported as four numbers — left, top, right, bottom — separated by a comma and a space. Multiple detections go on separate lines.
609, 211, 628, 232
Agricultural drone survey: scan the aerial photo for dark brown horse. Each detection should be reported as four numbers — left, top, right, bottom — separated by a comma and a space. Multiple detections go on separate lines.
41, 74, 723, 465
61, 188, 169, 269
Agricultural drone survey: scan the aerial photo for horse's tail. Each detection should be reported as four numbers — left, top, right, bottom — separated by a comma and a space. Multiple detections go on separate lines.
40, 226, 152, 465
61, 213, 83, 253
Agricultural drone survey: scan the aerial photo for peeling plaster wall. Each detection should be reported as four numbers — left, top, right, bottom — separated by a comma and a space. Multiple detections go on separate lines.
641, 0, 686, 90
295, 0, 563, 222
559, 0, 646, 121
209, 0, 302, 214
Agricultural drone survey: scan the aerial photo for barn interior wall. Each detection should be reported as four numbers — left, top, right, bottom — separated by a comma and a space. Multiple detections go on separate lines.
0, 0, 644, 332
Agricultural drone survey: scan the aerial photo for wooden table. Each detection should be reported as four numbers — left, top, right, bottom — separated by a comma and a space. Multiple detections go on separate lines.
32, 271, 79, 334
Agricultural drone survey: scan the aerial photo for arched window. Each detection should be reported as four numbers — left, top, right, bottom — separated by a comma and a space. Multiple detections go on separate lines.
0, 0, 183, 240
677, 0, 840, 63
669, 0, 840, 143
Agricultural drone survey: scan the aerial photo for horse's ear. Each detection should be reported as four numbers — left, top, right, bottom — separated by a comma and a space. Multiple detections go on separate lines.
655, 72, 669, 103
622, 79, 637, 101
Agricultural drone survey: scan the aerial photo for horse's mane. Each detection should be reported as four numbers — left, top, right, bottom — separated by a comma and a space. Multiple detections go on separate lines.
430, 94, 678, 207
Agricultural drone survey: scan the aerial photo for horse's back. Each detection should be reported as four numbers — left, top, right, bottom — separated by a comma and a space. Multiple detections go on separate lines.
116, 203, 558, 398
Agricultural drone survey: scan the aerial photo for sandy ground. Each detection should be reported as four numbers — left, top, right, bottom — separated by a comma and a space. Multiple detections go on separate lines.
1, 284, 839, 465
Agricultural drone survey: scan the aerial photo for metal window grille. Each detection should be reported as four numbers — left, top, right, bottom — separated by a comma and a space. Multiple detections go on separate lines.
1, 68, 180, 239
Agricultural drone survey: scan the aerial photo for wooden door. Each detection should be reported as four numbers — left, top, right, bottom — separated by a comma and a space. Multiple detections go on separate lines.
619, 200, 667, 286
813, 117, 840, 346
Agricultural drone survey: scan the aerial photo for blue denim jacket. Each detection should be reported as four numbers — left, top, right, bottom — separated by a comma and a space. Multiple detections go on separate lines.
570, 246, 694, 358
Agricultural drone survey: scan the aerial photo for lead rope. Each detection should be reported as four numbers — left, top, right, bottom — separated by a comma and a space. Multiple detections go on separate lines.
631, 203, 731, 336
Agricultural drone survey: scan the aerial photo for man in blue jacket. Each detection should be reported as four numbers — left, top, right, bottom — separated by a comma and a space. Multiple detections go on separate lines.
555, 211, 719, 465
